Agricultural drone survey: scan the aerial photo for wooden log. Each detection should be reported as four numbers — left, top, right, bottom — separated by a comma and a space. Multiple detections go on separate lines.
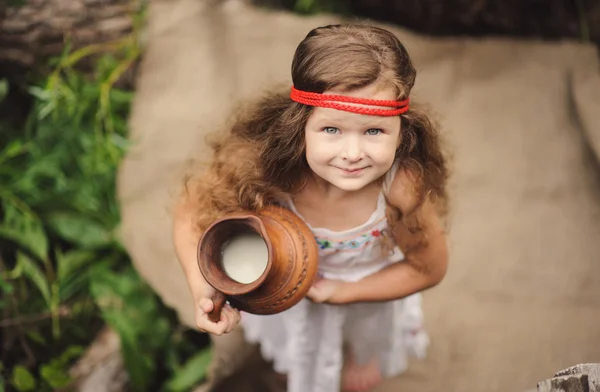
252, 0, 600, 45
0, 0, 138, 79
342, 0, 600, 44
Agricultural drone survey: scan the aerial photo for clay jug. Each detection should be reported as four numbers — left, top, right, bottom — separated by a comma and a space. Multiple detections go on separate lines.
197, 205, 319, 322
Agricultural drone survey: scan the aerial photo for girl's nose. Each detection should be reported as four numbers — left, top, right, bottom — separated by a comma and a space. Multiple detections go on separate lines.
343, 137, 363, 162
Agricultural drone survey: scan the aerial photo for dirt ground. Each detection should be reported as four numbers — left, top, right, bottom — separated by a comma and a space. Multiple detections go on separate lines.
117, 1, 600, 391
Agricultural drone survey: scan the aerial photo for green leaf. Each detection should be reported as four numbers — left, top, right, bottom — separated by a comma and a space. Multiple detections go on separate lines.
292, 0, 349, 14
90, 269, 150, 390
39, 365, 70, 389
117, 315, 154, 391
28, 85, 52, 102
0, 211, 48, 262
58, 272, 92, 303
10, 366, 36, 391
25, 330, 47, 346
68, 253, 119, 298
40, 346, 84, 388
0, 140, 29, 166
16, 252, 51, 308
90, 267, 173, 391
0, 79, 8, 102
57, 345, 85, 365
294, 0, 316, 13
46, 212, 112, 248
109, 89, 134, 105
0, 275, 13, 294
0, 277, 11, 307
165, 348, 212, 392
56, 249, 94, 281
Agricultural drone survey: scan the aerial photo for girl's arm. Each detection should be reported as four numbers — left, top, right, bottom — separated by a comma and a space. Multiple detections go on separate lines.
337, 199, 447, 303
312, 171, 448, 304
172, 201, 241, 334
173, 202, 211, 304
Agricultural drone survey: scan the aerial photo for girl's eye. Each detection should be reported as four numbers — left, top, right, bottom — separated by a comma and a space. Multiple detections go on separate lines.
365, 128, 383, 135
323, 127, 340, 134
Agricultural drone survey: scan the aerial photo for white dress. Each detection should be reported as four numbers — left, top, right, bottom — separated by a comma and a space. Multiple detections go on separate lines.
241, 191, 429, 392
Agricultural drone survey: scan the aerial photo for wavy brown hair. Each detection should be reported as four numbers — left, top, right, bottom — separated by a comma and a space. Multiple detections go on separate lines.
182, 24, 449, 249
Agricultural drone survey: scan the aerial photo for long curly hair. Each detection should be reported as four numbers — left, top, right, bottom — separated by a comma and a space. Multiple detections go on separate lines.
182, 24, 449, 250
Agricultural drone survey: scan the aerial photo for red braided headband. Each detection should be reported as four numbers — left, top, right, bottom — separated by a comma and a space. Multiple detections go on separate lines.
290, 86, 409, 116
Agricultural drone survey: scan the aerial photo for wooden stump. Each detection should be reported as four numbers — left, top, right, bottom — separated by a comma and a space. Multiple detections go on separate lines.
537, 363, 600, 392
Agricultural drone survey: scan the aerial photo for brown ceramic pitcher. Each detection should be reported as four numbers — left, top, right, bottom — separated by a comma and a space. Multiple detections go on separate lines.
197, 205, 319, 322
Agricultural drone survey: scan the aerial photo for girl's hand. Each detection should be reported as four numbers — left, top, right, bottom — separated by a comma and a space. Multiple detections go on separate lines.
306, 277, 350, 304
195, 286, 241, 336
172, 201, 242, 336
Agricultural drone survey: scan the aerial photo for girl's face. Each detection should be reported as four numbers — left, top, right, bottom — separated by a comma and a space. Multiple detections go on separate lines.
304, 83, 401, 193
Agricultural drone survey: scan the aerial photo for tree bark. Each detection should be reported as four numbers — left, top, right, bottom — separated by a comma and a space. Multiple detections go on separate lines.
0, 0, 137, 79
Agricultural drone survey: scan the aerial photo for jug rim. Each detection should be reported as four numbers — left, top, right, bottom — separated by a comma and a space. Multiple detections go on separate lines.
197, 213, 273, 295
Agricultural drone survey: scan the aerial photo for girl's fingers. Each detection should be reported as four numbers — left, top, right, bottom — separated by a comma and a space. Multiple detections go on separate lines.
223, 304, 241, 333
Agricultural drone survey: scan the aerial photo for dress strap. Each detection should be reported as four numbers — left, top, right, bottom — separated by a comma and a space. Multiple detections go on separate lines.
383, 160, 401, 195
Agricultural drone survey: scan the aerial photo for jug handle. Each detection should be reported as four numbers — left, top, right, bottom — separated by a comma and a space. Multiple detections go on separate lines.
208, 291, 227, 323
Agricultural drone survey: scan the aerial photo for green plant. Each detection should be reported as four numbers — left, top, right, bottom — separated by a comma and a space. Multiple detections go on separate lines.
0, 9, 211, 392
290, 0, 349, 15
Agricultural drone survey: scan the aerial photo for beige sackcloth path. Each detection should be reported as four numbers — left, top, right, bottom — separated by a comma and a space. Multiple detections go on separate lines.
117, 0, 600, 391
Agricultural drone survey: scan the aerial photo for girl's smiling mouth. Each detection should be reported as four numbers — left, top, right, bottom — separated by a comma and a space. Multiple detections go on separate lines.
337, 166, 369, 175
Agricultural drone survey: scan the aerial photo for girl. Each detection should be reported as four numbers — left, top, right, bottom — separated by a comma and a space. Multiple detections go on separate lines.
173, 24, 449, 392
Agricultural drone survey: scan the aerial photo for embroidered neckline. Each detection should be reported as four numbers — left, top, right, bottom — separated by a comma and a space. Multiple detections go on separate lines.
287, 192, 386, 237
316, 227, 385, 252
